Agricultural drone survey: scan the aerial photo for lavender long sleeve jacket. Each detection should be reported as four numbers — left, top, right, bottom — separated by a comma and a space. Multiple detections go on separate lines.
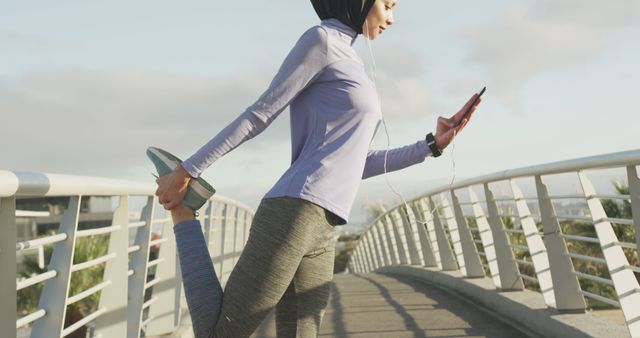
182, 19, 432, 224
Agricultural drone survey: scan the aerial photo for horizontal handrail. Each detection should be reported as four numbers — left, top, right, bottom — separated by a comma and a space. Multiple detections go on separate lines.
128, 221, 147, 228
16, 233, 67, 251
66, 280, 112, 306
378, 149, 640, 220
566, 252, 607, 265
573, 272, 614, 286
581, 291, 620, 307
561, 234, 600, 244
61, 308, 107, 337
0, 170, 254, 212
16, 309, 46, 329
76, 225, 121, 238
0, 171, 152, 197
142, 296, 158, 310
70, 253, 117, 272
16, 210, 51, 218
149, 238, 168, 247
518, 273, 539, 283
148, 258, 165, 268
17, 271, 57, 291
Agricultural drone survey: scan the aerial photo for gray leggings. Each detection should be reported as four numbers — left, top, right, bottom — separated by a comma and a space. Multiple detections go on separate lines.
174, 196, 338, 338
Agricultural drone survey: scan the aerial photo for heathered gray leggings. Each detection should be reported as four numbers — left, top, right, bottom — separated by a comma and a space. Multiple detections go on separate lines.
173, 196, 338, 338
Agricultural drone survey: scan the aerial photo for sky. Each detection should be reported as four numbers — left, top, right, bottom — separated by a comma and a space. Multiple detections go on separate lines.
2, 0, 639, 226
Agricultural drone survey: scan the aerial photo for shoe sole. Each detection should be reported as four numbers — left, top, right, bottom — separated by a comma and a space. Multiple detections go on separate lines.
146, 147, 216, 210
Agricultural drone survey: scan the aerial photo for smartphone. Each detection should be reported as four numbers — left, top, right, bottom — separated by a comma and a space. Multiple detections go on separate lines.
455, 86, 486, 127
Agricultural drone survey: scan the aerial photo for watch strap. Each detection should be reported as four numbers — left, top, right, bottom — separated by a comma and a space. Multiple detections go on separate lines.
426, 132, 442, 158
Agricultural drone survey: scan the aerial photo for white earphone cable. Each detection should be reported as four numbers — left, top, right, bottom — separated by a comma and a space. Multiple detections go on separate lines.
363, 19, 459, 225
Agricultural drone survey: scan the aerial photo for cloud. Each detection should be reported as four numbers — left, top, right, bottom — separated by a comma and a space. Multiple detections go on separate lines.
361, 43, 439, 122
526, 0, 640, 28
0, 30, 78, 51
456, 0, 640, 111
0, 66, 284, 175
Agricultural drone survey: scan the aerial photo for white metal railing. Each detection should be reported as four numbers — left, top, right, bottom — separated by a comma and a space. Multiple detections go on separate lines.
348, 149, 640, 337
1, 171, 254, 338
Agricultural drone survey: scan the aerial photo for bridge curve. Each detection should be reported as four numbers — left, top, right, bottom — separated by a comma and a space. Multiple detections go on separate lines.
3, 149, 639, 338
347, 150, 640, 338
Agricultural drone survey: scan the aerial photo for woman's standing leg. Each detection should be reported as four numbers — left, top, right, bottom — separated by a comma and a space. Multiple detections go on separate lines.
276, 211, 338, 337
275, 282, 298, 337
211, 197, 332, 338
276, 246, 335, 337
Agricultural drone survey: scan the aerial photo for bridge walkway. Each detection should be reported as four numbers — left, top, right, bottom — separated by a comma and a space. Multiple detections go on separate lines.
252, 273, 529, 338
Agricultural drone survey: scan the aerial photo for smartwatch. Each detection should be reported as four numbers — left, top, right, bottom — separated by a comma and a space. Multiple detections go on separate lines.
425, 132, 441, 158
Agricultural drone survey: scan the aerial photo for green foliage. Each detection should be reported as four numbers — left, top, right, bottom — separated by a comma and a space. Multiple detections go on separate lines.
334, 250, 351, 273
18, 233, 109, 338
363, 202, 388, 221
334, 235, 358, 273
498, 179, 637, 310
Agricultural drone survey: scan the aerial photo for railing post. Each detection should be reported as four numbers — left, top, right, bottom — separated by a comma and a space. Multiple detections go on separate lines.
146, 212, 180, 335
416, 199, 442, 268
243, 208, 251, 245
94, 196, 129, 337
361, 233, 373, 271
483, 184, 524, 290
232, 207, 240, 266
362, 243, 370, 272
211, 203, 225, 279
381, 216, 399, 265
371, 224, 386, 268
369, 231, 382, 270
219, 204, 229, 286
374, 221, 391, 267
31, 196, 81, 338
352, 245, 360, 273
402, 203, 425, 266
349, 248, 357, 273
388, 211, 410, 265
410, 201, 438, 267
0, 196, 16, 338
127, 196, 154, 338
359, 242, 370, 273
510, 179, 556, 308
203, 201, 214, 253
354, 242, 364, 273
627, 165, 640, 258
399, 205, 423, 265
364, 233, 377, 271
439, 194, 466, 274
535, 176, 586, 312
469, 187, 502, 287
450, 190, 484, 278
428, 196, 458, 271
578, 171, 640, 336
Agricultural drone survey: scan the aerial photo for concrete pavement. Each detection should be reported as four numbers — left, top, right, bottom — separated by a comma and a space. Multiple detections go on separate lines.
253, 273, 530, 338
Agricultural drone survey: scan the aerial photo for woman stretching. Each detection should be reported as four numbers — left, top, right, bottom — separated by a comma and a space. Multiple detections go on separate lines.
148, 0, 481, 337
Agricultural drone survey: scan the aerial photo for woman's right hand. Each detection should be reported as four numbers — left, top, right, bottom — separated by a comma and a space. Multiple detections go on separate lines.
155, 165, 191, 210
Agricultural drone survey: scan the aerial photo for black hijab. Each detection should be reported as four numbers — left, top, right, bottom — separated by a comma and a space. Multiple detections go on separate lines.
311, 0, 377, 34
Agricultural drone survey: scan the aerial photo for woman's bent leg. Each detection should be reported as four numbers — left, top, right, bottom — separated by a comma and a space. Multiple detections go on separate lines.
173, 219, 222, 338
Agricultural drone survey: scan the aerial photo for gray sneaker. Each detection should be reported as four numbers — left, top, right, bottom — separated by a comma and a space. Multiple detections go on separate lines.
146, 146, 216, 212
